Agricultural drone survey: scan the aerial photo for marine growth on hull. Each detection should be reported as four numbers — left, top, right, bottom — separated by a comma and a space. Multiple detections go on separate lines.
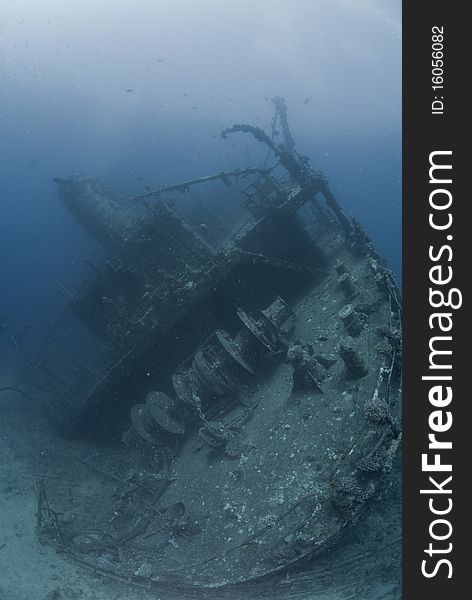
20, 99, 402, 589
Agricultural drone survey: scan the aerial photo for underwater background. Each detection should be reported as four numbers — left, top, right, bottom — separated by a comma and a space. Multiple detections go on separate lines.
0, 0, 400, 351
0, 3, 402, 599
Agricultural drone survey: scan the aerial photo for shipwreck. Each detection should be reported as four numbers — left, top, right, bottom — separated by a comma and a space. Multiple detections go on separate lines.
16, 98, 402, 590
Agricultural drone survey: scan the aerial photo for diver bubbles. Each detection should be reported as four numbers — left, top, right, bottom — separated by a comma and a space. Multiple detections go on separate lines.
355, 0, 402, 40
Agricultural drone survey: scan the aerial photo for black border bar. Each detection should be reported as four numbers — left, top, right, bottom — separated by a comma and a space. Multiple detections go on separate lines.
403, 2, 467, 597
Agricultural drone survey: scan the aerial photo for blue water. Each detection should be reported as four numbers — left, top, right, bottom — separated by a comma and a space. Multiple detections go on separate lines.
0, 6, 402, 598
0, 0, 401, 351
